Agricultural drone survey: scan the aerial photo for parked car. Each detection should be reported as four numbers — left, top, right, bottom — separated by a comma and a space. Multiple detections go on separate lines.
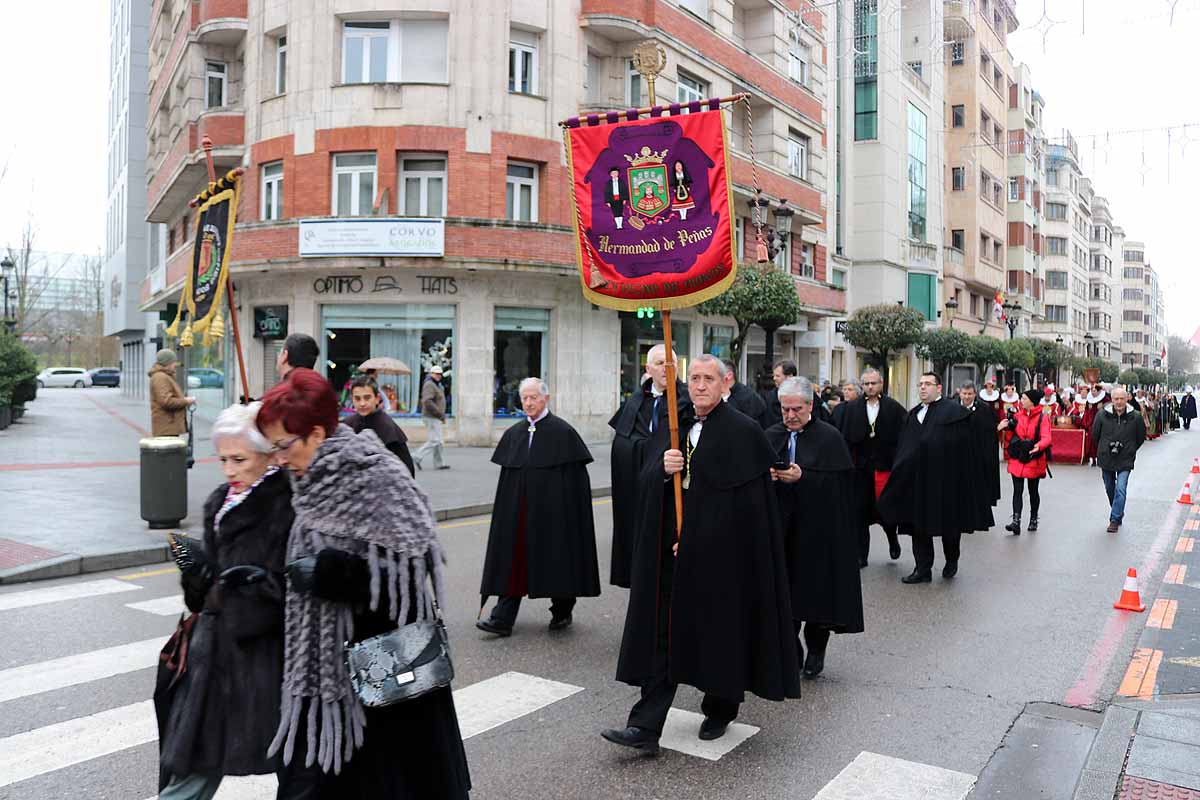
36, 368, 93, 388
88, 368, 121, 387
187, 368, 224, 389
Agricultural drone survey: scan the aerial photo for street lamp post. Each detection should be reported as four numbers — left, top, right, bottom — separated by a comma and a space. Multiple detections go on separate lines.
945, 297, 958, 328
752, 191, 795, 264
0, 256, 14, 334
1002, 301, 1022, 339
1055, 335, 1064, 385
1084, 331, 1094, 358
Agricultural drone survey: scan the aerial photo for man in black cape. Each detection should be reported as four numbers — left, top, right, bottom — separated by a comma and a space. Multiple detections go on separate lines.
345, 376, 415, 476
602, 355, 800, 754
957, 381, 1001, 506
477, 378, 600, 635
607, 344, 687, 588
762, 359, 798, 426
1182, 390, 1197, 430
721, 358, 771, 426
834, 368, 907, 566
765, 376, 864, 680
878, 372, 994, 584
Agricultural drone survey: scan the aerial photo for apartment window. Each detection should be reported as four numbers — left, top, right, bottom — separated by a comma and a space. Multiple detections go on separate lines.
342, 22, 388, 83
625, 59, 642, 106
788, 133, 810, 180
260, 161, 283, 221
854, 79, 878, 139
980, 52, 991, 76
1046, 270, 1067, 289
676, 70, 707, 105
980, 233, 990, 261
1123, 249, 1144, 262
980, 168, 990, 196
332, 153, 377, 216
1046, 168, 1058, 187
1123, 288, 1144, 302
1008, 178, 1019, 202
585, 52, 604, 104
951, 167, 965, 191
1123, 266, 1143, 279
788, 35, 810, 85
831, 267, 846, 289
907, 61, 923, 79
1123, 309, 1143, 322
993, 124, 1003, 148
950, 40, 964, 65
1046, 236, 1067, 255
907, 104, 927, 241
993, 241, 1003, 264
1044, 305, 1067, 323
993, 67, 1002, 93
980, 111, 991, 142
275, 35, 287, 95
951, 104, 964, 127
509, 29, 539, 94
399, 156, 446, 217
505, 161, 538, 222
1046, 202, 1067, 220
951, 229, 965, 250
678, 0, 709, 19
853, 0, 878, 140
205, 61, 227, 109
799, 242, 815, 279
907, 272, 936, 321
970, 293, 980, 317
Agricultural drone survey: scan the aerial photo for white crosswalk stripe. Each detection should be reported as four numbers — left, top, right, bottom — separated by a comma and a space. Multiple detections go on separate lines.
125, 595, 187, 616
0, 578, 141, 611
659, 708, 759, 760
0, 637, 162, 704
811, 751, 976, 800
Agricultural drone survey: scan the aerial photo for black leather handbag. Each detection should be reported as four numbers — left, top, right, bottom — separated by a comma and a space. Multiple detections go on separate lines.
344, 609, 454, 708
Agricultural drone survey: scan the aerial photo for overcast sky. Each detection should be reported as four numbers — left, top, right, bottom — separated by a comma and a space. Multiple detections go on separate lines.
0, 0, 1196, 337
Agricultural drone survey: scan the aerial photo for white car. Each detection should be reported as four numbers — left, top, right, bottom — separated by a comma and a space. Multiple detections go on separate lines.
36, 368, 93, 388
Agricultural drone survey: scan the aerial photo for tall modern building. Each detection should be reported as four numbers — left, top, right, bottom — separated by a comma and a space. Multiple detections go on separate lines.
942, 0, 1017, 340
139, 0, 833, 443
1031, 132, 1090, 357
1003, 61, 1044, 340
826, 0, 946, 403
103, 0, 157, 397
1119, 241, 1164, 370
1087, 194, 1121, 363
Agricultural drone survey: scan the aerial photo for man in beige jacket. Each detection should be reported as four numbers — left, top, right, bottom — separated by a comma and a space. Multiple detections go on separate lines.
149, 349, 195, 436
413, 365, 449, 470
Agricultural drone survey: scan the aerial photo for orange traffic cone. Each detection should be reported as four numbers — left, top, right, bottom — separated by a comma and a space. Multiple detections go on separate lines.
1179, 482, 1194, 505
1192, 458, 1199, 475
1113, 568, 1146, 612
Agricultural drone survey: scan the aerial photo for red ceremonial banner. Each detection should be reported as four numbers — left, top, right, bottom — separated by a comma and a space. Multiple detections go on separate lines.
564, 109, 737, 311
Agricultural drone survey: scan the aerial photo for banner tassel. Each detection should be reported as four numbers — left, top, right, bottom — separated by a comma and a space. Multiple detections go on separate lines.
179, 322, 194, 348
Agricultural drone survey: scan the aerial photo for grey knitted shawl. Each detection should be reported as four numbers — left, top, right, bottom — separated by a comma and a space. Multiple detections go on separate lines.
267, 424, 446, 774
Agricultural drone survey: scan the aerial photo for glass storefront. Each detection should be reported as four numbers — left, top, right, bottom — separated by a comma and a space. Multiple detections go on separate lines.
618, 312, 690, 398
702, 324, 733, 360
321, 304, 455, 416
493, 307, 550, 416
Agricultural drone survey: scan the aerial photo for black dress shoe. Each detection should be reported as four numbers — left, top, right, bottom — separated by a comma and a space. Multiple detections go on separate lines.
698, 717, 730, 741
548, 614, 573, 631
889, 542, 902, 560
901, 569, 933, 584
942, 560, 958, 579
858, 556, 869, 568
601, 726, 660, 755
802, 651, 825, 679
475, 618, 513, 637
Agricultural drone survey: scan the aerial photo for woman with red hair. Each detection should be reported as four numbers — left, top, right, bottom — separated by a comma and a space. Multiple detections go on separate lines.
257, 368, 471, 797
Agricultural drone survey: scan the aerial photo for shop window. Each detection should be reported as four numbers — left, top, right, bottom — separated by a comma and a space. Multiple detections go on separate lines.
493, 307, 550, 416
332, 153, 377, 217
703, 324, 733, 360
399, 155, 446, 217
620, 313, 691, 398
322, 304, 455, 416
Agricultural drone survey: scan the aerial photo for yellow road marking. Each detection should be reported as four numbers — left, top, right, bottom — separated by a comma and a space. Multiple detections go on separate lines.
1119, 648, 1155, 696
118, 566, 178, 580
1177, 537, 1195, 554
1165, 564, 1188, 584
1147, 599, 1178, 630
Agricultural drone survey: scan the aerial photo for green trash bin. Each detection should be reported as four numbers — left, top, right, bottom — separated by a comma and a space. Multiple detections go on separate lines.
140, 436, 189, 529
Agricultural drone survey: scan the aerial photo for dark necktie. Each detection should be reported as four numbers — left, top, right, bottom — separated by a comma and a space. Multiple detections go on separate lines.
788, 431, 797, 465
649, 396, 660, 433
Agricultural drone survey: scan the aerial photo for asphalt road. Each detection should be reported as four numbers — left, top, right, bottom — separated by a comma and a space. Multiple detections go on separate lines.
1, 410, 1195, 799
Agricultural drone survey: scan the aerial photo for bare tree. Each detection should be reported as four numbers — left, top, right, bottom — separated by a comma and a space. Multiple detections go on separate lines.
5, 220, 73, 336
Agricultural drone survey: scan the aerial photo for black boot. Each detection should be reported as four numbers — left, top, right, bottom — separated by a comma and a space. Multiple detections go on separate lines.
803, 626, 830, 679
1026, 516, 1038, 532
1004, 513, 1021, 535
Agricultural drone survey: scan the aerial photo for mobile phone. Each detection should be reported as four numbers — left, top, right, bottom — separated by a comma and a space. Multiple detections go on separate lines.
772, 460, 790, 471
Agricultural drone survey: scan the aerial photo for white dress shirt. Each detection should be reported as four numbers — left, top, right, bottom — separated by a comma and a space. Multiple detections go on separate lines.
866, 397, 880, 425
527, 407, 549, 448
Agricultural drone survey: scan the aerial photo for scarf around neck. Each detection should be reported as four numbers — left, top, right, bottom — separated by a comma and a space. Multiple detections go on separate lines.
1001, 391, 1019, 403
979, 388, 999, 402
269, 425, 445, 775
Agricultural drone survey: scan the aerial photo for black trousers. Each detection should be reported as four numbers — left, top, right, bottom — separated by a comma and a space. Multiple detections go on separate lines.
489, 595, 576, 627
855, 468, 899, 560
912, 532, 961, 572
1011, 476, 1041, 517
1186, 418, 1192, 430
627, 539, 739, 735
792, 620, 831, 662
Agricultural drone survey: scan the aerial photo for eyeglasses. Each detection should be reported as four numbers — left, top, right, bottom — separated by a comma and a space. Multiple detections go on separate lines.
271, 434, 303, 453
862, 380, 880, 386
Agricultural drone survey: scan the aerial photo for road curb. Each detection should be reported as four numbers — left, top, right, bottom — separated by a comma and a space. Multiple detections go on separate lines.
0, 487, 613, 585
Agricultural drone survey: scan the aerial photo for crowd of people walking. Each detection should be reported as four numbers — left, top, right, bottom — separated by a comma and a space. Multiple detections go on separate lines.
149, 336, 1197, 794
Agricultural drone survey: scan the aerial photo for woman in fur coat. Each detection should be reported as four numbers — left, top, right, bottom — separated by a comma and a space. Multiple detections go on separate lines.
256, 368, 471, 799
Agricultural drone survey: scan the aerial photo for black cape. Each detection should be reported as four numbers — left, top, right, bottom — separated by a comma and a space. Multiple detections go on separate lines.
727, 381, 770, 427
964, 399, 1001, 505
877, 399, 995, 536
1182, 395, 1197, 421
616, 400, 801, 703
480, 413, 600, 600
765, 420, 864, 634
347, 409, 415, 476
607, 379, 687, 588
835, 395, 908, 472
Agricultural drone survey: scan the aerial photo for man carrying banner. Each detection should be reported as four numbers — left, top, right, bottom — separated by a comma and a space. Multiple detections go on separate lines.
608, 345, 686, 588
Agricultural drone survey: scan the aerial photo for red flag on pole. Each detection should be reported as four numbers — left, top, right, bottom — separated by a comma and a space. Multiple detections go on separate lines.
1190, 324, 1200, 349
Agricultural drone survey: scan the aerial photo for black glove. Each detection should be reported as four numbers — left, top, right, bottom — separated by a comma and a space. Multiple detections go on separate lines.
219, 564, 270, 588
286, 556, 319, 594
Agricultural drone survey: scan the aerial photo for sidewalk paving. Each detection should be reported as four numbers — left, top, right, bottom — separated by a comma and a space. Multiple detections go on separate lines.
0, 388, 612, 583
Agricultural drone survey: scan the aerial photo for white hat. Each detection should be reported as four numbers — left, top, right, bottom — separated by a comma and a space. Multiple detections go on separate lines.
429, 365, 444, 375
